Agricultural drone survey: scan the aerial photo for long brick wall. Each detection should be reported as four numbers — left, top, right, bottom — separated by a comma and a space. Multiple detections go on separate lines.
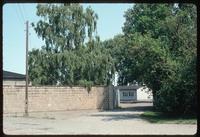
3, 86, 110, 115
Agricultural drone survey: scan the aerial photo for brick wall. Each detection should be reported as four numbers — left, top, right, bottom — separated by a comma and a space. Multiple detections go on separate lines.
3, 86, 26, 113
3, 86, 109, 115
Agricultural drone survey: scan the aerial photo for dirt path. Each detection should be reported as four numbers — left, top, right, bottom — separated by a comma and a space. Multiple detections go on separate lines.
3, 103, 197, 135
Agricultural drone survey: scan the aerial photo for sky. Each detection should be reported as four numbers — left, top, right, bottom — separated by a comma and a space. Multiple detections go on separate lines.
3, 3, 133, 74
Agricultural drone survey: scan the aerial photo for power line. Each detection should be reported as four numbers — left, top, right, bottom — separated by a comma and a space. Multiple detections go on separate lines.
21, 4, 32, 50
14, 6, 24, 26
21, 4, 27, 15
21, 4, 28, 20
17, 4, 25, 22
29, 29, 32, 50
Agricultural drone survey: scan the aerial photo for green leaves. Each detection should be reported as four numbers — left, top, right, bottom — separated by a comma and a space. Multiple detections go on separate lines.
32, 4, 98, 51
29, 3, 196, 114
29, 4, 114, 87
121, 4, 197, 114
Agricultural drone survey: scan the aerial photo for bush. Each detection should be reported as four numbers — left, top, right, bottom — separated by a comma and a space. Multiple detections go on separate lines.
154, 57, 197, 114
77, 80, 94, 92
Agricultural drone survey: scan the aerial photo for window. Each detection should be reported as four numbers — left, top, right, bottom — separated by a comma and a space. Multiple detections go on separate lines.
122, 90, 135, 97
129, 92, 134, 96
123, 92, 128, 96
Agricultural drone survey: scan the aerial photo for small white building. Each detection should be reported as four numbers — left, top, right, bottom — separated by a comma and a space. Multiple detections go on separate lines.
117, 85, 153, 102
136, 86, 153, 101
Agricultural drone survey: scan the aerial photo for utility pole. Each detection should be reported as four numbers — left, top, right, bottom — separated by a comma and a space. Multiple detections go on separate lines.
25, 20, 29, 116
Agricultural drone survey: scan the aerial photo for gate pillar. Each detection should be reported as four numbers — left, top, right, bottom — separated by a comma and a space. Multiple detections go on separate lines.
117, 89, 120, 107
108, 85, 114, 110
113, 88, 120, 109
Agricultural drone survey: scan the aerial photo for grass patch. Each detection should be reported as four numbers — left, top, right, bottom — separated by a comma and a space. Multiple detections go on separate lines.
140, 111, 197, 124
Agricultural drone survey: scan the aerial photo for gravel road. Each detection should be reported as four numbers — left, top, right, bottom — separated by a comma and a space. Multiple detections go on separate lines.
3, 103, 197, 135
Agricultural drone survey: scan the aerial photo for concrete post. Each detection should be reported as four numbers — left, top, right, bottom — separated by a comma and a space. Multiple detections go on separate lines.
113, 88, 117, 109
117, 89, 120, 108
108, 85, 114, 110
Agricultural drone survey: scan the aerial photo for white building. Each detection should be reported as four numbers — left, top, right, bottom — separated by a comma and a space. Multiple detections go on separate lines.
117, 86, 153, 102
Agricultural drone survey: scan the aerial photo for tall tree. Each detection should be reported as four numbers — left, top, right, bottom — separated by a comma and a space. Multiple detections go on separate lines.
32, 4, 98, 51
120, 3, 197, 113
29, 4, 115, 87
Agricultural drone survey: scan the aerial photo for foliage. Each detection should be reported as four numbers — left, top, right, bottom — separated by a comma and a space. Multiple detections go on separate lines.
29, 4, 115, 87
32, 4, 98, 51
29, 3, 197, 114
155, 56, 197, 114
77, 79, 93, 92
102, 34, 125, 67
118, 4, 196, 114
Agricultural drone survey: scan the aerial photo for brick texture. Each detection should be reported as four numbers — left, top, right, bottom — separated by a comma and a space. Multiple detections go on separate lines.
3, 86, 109, 114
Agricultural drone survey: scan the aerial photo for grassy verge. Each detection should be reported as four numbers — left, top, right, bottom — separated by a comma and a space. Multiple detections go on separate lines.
140, 111, 197, 124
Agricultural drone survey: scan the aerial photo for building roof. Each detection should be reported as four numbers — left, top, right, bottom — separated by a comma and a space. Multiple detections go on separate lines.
114, 85, 142, 90
3, 70, 26, 80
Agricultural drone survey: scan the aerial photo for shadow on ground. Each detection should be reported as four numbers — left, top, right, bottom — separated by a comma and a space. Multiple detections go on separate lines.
91, 103, 153, 121
91, 113, 140, 121
116, 102, 154, 112
118, 105, 154, 112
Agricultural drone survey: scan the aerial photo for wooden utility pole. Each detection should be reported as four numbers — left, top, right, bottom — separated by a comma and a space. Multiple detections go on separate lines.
25, 20, 29, 116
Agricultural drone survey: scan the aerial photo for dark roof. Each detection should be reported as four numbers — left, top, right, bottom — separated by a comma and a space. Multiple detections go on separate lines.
3, 70, 26, 80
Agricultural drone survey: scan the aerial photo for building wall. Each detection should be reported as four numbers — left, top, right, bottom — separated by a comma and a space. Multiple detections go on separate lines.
3, 86, 26, 114
119, 90, 137, 101
3, 86, 109, 115
3, 80, 26, 86
137, 87, 153, 101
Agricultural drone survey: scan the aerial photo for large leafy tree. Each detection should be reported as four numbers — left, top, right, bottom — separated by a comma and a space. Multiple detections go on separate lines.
123, 4, 196, 58
117, 3, 196, 114
32, 4, 98, 51
102, 34, 126, 83
29, 4, 115, 86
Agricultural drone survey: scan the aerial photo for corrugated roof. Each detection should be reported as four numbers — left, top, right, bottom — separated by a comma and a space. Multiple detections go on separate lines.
3, 70, 25, 80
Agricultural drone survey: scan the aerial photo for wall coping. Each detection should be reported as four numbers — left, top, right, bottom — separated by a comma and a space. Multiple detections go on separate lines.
3, 85, 107, 88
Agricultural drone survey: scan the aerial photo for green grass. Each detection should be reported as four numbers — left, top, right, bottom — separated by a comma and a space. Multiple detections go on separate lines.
140, 111, 197, 124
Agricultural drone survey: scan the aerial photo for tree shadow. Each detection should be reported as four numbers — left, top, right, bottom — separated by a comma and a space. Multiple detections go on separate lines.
90, 113, 141, 121
118, 105, 154, 112
91, 103, 154, 121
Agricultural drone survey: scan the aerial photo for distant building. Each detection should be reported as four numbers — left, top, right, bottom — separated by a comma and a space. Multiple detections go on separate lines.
3, 70, 26, 86
117, 85, 153, 102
